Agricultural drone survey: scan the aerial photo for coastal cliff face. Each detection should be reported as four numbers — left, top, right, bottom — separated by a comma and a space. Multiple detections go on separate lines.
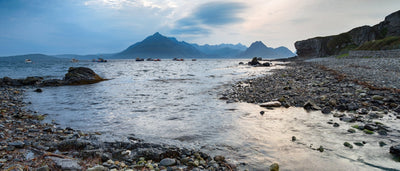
295, 10, 400, 58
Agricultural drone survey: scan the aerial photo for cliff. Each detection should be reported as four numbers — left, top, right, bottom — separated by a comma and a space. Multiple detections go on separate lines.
295, 10, 400, 58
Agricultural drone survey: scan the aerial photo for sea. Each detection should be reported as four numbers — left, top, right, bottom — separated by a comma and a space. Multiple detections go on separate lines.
1, 58, 399, 170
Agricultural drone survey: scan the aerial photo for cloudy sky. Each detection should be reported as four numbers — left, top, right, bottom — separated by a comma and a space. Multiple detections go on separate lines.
0, 0, 399, 56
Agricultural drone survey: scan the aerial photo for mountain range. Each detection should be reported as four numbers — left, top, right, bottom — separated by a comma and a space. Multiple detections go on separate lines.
0, 32, 295, 60
113, 32, 294, 59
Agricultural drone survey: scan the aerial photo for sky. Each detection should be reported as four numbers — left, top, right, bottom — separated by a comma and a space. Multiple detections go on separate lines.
0, 0, 399, 56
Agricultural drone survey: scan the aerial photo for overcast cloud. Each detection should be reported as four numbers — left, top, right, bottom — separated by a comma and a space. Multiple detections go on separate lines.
0, 0, 399, 56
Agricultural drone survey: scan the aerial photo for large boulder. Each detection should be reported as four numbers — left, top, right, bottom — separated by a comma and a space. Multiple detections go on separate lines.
64, 67, 104, 85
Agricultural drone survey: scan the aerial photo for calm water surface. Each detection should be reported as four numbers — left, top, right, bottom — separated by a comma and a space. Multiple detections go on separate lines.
2, 59, 399, 170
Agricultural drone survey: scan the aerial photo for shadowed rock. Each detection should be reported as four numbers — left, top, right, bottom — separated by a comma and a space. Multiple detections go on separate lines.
64, 67, 104, 85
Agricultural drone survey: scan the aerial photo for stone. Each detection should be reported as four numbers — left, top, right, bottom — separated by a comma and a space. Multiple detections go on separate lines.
303, 100, 321, 110
8, 141, 25, 148
390, 144, 400, 156
372, 95, 384, 101
333, 123, 340, 127
379, 141, 387, 147
321, 107, 332, 114
34, 88, 43, 93
344, 142, 353, 149
57, 139, 90, 151
48, 157, 82, 170
260, 101, 281, 108
248, 57, 260, 66
64, 67, 104, 85
213, 155, 225, 162
357, 108, 369, 114
317, 146, 324, 152
160, 158, 176, 166
260, 111, 265, 115
394, 106, 400, 114
270, 163, 279, 171
22, 76, 43, 85
87, 165, 108, 171
262, 62, 271, 67
292, 136, 296, 142
347, 102, 359, 111
347, 129, 356, 133
354, 142, 364, 146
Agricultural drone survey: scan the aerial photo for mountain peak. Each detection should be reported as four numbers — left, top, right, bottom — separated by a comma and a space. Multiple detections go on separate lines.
152, 32, 162, 37
250, 41, 268, 48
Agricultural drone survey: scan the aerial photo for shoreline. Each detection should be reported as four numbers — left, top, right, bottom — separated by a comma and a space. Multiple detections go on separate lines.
2, 56, 400, 170
0, 87, 237, 170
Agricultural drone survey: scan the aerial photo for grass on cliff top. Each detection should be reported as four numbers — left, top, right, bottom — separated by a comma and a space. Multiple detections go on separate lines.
356, 36, 400, 50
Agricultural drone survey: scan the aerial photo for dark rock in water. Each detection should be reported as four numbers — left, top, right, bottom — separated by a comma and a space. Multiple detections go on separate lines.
270, 163, 279, 171
262, 62, 271, 67
377, 129, 388, 136
239, 62, 244, 65
40, 79, 64, 86
354, 142, 364, 146
333, 123, 340, 127
347, 128, 356, 133
22, 76, 43, 85
34, 88, 43, 93
304, 100, 321, 110
321, 107, 332, 114
248, 57, 260, 66
340, 116, 355, 123
291, 136, 296, 142
260, 111, 265, 115
390, 144, 400, 156
379, 141, 387, 147
394, 106, 400, 114
344, 142, 353, 149
317, 146, 324, 152
64, 67, 104, 85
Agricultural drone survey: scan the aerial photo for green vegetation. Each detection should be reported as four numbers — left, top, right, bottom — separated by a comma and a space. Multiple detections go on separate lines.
344, 142, 353, 149
327, 33, 352, 50
357, 36, 400, 50
336, 53, 349, 59
363, 129, 374, 134
351, 125, 360, 129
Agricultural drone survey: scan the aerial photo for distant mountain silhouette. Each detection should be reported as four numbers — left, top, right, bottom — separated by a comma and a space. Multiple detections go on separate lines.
55, 53, 115, 60
239, 41, 295, 58
191, 43, 247, 58
114, 32, 204, 58
0, 54, 68, 62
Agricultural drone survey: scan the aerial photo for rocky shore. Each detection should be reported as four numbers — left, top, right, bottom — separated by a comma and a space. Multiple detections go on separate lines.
0, 87, 236, 170
223, 56, 400, 157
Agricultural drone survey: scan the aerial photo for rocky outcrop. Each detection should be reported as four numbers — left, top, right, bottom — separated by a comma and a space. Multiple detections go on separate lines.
295, 10, 400, 58
64, 67, 104, 85
0, 67, 104, 87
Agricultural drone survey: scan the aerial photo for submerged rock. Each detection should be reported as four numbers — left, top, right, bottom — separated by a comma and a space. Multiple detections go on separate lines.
390, 144, 400, 156
270, 163, 279, 171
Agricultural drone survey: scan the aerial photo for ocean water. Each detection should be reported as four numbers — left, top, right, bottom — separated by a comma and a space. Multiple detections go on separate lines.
2, 59, 400, 170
